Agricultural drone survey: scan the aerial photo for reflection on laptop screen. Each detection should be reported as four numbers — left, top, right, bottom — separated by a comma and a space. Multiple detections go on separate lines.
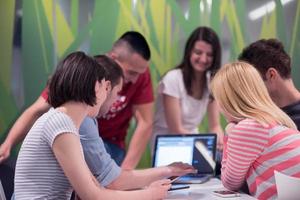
153, 134, 217, 175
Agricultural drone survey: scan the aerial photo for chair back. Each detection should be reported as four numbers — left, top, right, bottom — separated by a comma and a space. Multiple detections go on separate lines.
275, 170, 300, 200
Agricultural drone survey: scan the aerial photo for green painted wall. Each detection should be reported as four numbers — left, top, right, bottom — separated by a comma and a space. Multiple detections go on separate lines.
1, 0, 299, 167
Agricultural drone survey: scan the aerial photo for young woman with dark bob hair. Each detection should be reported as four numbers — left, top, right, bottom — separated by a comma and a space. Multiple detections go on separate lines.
14, 52, 171, 200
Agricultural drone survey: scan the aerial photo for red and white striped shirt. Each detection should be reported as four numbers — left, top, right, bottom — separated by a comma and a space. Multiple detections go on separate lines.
221, 118, 300, 200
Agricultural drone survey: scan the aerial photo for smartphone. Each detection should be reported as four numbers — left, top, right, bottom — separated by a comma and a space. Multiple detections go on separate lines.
213, 190, 240, 198
168, 185, 190, 191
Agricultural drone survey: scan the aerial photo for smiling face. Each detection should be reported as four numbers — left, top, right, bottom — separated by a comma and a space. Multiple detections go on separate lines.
189, 40, 213, 73
98, 78, 123, 116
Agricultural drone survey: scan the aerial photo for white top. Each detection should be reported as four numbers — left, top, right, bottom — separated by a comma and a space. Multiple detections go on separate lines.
15, 108, 81, 200
152, 69, 210, 144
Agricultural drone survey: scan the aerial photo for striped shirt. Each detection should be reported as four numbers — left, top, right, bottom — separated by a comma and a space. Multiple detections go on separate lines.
15, 108, 80, 200
221, 118, 300, 200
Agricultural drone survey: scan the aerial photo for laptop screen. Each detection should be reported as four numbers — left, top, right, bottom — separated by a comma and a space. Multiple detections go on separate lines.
152, 134, 217, 174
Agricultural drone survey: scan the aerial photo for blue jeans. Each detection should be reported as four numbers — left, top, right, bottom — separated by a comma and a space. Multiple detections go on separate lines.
103, 141, 126, 166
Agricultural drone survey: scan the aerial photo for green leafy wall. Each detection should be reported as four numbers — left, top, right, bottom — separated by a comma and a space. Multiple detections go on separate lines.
1, 0, 299, 167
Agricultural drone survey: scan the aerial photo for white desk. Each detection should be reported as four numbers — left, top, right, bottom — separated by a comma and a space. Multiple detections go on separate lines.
166, 178, 256, 200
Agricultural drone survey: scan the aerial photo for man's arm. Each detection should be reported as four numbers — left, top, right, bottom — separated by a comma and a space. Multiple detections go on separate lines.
108, 162, 196, 190
207, 100, 224, 150
0, 96, 50, 162
79, 117, 122, 187
79, 118, 194, 191
121, 102, 153, 169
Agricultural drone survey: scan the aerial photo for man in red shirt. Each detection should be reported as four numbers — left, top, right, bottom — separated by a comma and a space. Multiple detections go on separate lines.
0, 31, 154, 169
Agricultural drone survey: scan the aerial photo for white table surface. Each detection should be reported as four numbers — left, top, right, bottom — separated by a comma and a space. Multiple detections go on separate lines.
166, 178, 256, 200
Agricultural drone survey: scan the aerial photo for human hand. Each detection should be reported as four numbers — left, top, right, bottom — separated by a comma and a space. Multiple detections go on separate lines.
166, 162, 197, 177
0, 142, 12, 163
147, 179, 171, 200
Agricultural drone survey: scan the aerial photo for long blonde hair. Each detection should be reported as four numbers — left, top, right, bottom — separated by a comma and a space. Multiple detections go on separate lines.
210, 61, 296, 129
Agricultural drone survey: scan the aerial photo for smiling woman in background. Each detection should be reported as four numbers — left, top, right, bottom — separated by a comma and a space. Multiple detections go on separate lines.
152, 26, 224, 151
210, 61, 300, 200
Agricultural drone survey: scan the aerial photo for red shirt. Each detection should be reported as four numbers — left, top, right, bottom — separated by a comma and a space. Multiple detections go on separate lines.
41, 88, 48, 100
40, 68, 154, 149
98, 68, 154, 148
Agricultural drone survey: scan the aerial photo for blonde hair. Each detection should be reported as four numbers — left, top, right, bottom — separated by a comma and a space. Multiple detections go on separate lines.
210, 61, 296, 129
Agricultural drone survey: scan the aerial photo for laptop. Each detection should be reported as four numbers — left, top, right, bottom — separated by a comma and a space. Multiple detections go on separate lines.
152, 133, 217, 184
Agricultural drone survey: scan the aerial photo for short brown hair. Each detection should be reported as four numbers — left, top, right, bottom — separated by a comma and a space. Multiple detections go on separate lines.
113, 31, 151, 60
94, 55, 124, 88
238, 39, 291, 79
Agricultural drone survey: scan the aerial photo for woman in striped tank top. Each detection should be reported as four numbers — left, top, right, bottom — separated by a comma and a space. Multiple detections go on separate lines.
14, 52, 172, 200
210, 61, 300, 200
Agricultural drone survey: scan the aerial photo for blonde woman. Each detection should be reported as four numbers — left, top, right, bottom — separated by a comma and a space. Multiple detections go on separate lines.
210, 61, 300, 200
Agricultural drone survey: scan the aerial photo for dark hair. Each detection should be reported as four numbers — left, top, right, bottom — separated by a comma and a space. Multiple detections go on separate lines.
48, 51, 107, 108
177, 26, 221, 96
115, 31, 151, 60
238, 38, 291, 79
94, 55, 124, 88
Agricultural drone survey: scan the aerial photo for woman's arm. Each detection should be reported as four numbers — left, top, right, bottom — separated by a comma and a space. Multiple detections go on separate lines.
221, 121, 266, 191
207, 100, 224, 150
53, 133, 170, 200
163, 94, 190, 134
53, 133, 104, 199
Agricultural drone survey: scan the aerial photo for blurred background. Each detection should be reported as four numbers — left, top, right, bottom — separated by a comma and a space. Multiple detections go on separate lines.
0, 0, 299, 167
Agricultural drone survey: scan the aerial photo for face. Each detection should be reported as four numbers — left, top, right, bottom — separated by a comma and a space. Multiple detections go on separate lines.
98, 78, 123, 116
189, 40, 213, 73
117, 53, 148, 83
88, 79, 110, 117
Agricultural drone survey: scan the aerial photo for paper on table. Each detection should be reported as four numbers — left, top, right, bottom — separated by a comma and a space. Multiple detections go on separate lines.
275, 170, 300, 200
